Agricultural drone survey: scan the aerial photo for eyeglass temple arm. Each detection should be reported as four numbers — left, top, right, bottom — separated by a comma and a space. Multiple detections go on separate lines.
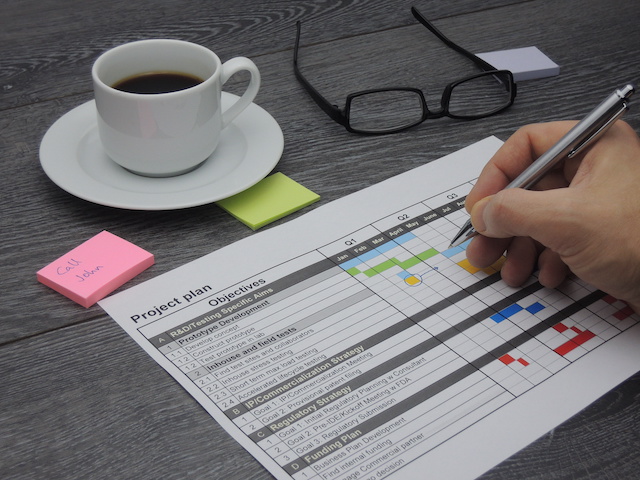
410, 6, 497, 73
294, 22, 348, 126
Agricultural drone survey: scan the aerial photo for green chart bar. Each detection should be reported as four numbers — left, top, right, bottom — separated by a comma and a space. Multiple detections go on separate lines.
347, 248, 439, 278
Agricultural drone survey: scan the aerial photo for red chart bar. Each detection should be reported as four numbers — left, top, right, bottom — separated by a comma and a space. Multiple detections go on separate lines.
554, 330, 596, 356
614, 305, 635, 320
499, 354, 530, 366
553, 323, 568, 333
499, 354, 515, 365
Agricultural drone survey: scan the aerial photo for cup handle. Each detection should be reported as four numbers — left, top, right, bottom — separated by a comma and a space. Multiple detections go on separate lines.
220, 57, 261, 128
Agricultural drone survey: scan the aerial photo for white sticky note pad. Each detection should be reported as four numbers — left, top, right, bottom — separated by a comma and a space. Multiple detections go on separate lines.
476, 46, 560, 81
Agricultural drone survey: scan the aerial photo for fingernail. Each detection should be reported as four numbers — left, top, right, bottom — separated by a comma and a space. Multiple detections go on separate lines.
470, 197, 490, 233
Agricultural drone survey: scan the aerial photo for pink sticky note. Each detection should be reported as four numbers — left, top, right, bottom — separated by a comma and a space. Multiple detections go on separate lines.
37, 231, 154, 308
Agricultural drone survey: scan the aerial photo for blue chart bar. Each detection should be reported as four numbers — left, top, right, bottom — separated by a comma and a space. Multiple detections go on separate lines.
442, 245, 465, 258
491, 302, 547, 323
491, 304, 524, 323
374, 240, 399, 254
395, 232, 416, 245
526, 302, 545, 314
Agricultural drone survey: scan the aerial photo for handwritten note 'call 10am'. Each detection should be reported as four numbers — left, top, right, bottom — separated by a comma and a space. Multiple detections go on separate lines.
37, 231, 154, 308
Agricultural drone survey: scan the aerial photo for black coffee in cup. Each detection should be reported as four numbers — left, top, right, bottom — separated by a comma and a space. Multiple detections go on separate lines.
113, 71, 203, 94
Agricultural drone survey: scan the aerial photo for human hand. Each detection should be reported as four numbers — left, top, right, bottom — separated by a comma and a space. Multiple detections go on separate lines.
464, 120, 640, 313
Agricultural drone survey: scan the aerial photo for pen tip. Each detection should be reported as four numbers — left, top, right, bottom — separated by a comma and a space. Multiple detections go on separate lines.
449, 224, 477, 249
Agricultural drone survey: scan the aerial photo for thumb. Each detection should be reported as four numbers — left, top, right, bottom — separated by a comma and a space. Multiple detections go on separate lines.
470, 188, 585, 253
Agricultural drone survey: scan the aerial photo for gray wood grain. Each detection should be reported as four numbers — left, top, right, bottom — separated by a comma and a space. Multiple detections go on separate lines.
0, 0, 519, 109
2, 0, 640, 478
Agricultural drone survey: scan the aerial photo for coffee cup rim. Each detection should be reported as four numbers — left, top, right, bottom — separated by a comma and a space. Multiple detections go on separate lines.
92, 39, 221, 98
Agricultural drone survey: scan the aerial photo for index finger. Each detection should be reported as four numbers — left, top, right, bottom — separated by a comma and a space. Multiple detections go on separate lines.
465, 121, 578, 212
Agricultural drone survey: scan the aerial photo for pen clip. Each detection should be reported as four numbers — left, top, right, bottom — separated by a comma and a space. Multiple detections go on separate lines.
567, 102, 629, 158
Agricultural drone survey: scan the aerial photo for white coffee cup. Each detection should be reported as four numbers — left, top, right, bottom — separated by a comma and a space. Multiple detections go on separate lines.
92, 39, 260, 177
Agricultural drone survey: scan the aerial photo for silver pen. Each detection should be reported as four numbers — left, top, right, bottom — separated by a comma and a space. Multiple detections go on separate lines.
449, 83, 635, 248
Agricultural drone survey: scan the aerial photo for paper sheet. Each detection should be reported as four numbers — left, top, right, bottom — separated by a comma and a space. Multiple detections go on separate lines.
100, 136, 640, 480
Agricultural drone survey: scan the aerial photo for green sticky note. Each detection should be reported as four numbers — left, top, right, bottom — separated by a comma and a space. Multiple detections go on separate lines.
216, 173, 320, 230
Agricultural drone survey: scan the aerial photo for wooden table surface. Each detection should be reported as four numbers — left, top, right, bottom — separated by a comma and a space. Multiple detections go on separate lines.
2, 0, 640, 478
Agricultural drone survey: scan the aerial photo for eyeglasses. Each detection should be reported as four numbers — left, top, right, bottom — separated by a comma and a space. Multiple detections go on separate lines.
293, 6, 517, 134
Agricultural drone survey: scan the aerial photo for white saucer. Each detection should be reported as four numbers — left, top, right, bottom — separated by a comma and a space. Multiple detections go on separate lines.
39, 93, 284, 210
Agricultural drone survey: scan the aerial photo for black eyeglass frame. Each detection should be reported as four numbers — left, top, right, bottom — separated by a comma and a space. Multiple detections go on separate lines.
293, 6, 517, 134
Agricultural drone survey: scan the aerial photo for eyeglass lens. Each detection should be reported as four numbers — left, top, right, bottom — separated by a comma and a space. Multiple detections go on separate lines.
447, 72, 514, 118
348, 90, 425, 133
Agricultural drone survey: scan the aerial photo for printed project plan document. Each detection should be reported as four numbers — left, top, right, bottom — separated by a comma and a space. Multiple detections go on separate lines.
100, 137, 640, 480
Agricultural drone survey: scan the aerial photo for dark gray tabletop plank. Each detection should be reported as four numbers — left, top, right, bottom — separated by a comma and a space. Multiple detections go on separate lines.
0, 320, 269, 480
0, 0, 521, 109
